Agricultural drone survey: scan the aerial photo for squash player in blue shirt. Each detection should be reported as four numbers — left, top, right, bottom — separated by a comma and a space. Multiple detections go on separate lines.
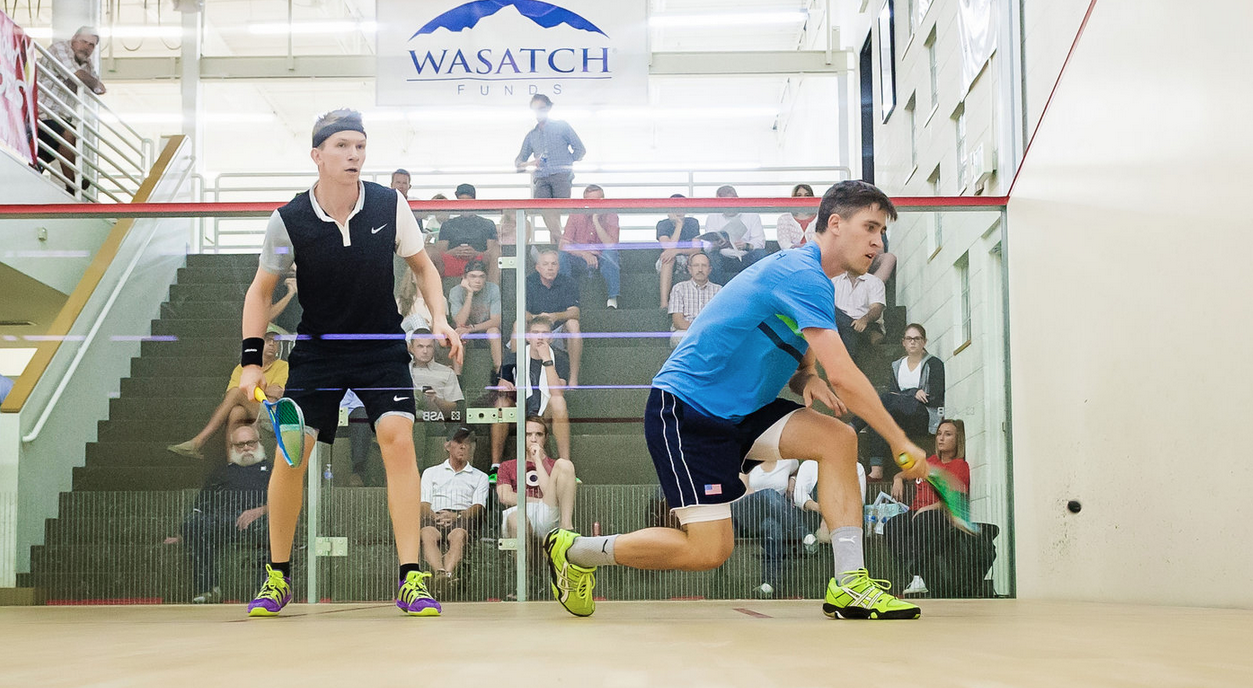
544, 181, 930, 620
236, 110, 464, 618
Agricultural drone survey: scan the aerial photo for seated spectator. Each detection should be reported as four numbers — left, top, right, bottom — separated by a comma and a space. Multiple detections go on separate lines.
449, 259, 503, 371
408, 329, 464, 420
340, 390, 370, 487
0, 374, 13, 404
525, 249, 582, 387
793, 458, 867, 551
497, 208, 535, 247
431, 183, 500, 282
497, 415, 578, 539
656, 195, 702, 309
871, 228, 897, 283
177, 425, 270, 603
397, 270, 436, 335
559, 184, 621, 309
859, 323, 946, 480
776, 183, 816, 250
419, 425, 489, 593
421, 193, 450, 243
667, 252, 720, 347
268, 268, 300, 336
886, 419, 971, 594
490, 317, 572, 480
731, 459, 806, 597
832, 267, 886, 358
703, 185, 767, 285
168, 331, 287, 459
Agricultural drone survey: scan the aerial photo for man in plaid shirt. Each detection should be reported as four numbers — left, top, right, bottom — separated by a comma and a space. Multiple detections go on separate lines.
667, 252, 721, 347
37, 26, 105, 192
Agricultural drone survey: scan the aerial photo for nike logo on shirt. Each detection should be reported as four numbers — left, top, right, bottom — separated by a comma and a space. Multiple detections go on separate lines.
372, 225, 387, 234
244, 348, 258, 353
393, 395, 407, 402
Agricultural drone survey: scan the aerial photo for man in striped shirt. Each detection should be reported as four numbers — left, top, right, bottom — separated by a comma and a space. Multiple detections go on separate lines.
419, 425, 489, 592
667, 252, 720, 347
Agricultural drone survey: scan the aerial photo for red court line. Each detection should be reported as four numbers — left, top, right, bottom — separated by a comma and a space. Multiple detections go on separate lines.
0, 195, 1007, 219
1007, 0, 1100, 198
733, 607, 772, 619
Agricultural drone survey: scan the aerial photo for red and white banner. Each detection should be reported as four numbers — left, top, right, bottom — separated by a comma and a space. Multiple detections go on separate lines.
0, 10, 38, 166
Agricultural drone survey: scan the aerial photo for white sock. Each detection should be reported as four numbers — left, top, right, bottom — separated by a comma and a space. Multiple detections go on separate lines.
566, 535, 618, 567
831, 527, 865, 585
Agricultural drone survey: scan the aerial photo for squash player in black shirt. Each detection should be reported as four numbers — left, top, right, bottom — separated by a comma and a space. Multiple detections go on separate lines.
237, 110, 464, 617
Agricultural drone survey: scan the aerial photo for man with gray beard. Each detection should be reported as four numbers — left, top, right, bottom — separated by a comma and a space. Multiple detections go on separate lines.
180, 425, 271, 603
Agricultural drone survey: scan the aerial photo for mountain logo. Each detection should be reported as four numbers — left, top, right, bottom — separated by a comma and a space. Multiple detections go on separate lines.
413, 0, 608, 39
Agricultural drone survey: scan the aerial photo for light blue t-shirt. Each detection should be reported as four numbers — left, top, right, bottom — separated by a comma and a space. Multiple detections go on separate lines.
652, 242, 837, 421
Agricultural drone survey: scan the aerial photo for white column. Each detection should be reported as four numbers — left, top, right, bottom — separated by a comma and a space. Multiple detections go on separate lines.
0, 413, 20, 588
180, 5, 203, 163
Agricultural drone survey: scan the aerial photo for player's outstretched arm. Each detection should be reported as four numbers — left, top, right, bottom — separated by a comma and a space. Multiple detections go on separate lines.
406, 250, 465, 365
238, 267, 281, 394
802, 327, 928, 481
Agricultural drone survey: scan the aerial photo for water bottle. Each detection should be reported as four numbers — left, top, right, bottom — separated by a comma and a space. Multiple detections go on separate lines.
323, 463, 334, 484
592, 521, 601, 537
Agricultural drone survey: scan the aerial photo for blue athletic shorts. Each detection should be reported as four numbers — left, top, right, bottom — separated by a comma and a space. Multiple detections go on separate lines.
644, 387, 801, 509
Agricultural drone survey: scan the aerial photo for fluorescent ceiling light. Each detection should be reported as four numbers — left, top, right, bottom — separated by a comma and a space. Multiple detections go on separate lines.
103, 112, 276, 125
100, 25, 184, 39
650, 11, 808, 28
248, 21, 378, 36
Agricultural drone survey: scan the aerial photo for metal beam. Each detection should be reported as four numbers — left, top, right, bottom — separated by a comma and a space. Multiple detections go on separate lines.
101, 51, 855, 82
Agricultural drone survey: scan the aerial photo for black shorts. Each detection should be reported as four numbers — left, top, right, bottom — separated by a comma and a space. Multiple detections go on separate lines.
284, 341, 415, 444
37, 120, 70, 164
644, 388, 801, 509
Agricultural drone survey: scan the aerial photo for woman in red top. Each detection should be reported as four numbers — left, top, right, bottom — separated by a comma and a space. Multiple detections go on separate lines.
884, 419, 970, 593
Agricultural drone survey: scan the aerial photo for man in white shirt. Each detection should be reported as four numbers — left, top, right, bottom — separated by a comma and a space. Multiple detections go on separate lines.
793, 459, 867, 550
832, 270, 887, 357
731, 459, 806, 597
419, 425, 489, 592
667, 252, 721, 347
408, 329, 464, 421
703, 185, 768, 284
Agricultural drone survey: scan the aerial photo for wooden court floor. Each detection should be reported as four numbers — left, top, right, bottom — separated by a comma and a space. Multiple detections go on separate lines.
1, 599, 1250, 687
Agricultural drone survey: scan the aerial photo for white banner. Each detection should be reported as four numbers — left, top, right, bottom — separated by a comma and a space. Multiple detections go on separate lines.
956, 0, 998, 95
377, 0, 648, 106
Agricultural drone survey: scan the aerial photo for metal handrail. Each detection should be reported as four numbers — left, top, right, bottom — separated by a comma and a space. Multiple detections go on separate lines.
200, 165, 854, 251
31, 40, 152, 202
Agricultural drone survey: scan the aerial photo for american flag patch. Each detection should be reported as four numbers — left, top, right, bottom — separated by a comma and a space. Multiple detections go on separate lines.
704, 484, 722, 495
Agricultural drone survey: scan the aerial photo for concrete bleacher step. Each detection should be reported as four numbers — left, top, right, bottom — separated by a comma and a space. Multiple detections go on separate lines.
72, 465, 208, 491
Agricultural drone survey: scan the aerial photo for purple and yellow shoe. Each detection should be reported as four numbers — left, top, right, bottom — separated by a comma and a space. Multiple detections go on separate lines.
396, 571, 442, 617
247, 564, 292, 617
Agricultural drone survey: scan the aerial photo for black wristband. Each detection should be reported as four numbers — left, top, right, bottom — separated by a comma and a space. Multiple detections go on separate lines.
241, 337, 265, 368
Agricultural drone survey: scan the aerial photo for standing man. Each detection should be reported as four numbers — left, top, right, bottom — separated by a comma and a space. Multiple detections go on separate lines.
37, 26, 105, 194
515, 94, 585, 244
238, 109, 463, 618
543, 181, 929, 620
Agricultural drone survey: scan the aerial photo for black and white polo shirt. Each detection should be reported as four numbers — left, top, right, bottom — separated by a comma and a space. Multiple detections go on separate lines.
259, 181, 424, 342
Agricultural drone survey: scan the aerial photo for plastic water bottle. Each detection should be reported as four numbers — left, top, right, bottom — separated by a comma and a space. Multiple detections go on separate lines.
323, 463, 333, 484
866, 512, 876, 536
592, 521, 601, 537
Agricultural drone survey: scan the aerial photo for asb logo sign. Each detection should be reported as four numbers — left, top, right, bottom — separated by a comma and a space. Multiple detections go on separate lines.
378, 0, 647, 106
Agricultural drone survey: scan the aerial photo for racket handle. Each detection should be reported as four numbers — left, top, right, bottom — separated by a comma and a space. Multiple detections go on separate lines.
895, 452, 919, 471
253, 386, 266, 403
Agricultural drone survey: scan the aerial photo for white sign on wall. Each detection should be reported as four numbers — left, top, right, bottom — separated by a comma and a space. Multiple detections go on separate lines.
377, 0, 648, 106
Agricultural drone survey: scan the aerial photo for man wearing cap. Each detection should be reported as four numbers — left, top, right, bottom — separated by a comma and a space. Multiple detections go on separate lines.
238, 109, 463, 617
419, 425, 489, 593
37, 26, 106, 194
431, 183, 500, 282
